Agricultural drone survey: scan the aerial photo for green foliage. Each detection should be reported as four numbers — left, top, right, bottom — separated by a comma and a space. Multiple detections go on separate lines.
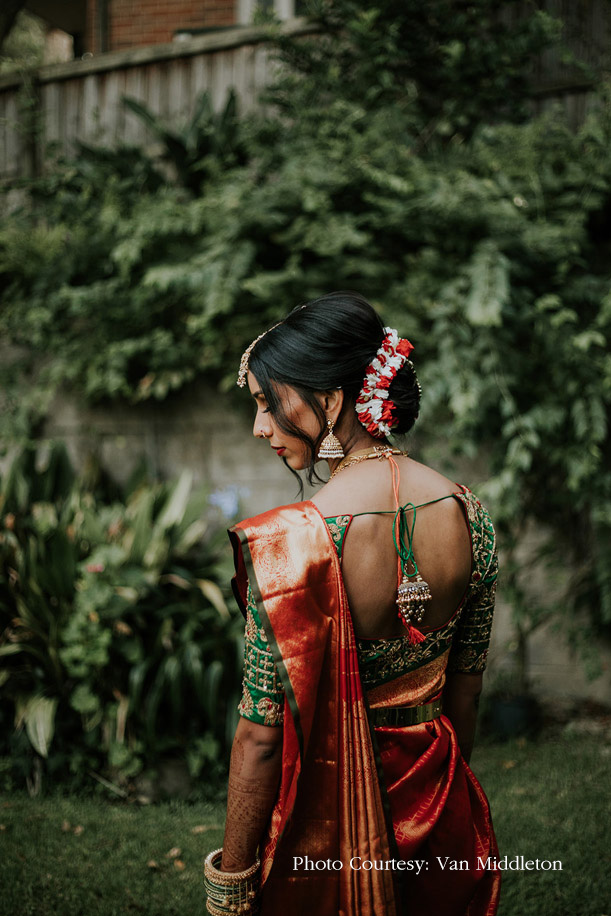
0, 90, 257, 437
0, 11, 45, 75
268, 0, 562, 137
1, 1, 610, 669
123, 88, 250, 193
0, 444, 242, 791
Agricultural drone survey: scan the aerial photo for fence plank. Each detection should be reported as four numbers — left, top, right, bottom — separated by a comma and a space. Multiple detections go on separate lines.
191, 52, 210, 100
41, 80, 61, 151
82, 74, 102, 146
3, 92, 19, 179
123, 67, 147, 145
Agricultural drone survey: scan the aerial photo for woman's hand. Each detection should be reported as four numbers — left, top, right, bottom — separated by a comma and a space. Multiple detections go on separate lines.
442, 672, 483, 763
220, 715, 283, 872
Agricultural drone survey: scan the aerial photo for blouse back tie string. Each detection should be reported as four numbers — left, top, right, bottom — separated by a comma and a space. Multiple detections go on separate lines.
387, 455, 430, 646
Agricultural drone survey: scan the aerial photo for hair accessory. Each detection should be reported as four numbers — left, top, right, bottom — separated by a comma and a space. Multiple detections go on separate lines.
317, 418, 345, 459
355, 327, 415, 438
237, 323, 282, 388
204, 848, 261, 915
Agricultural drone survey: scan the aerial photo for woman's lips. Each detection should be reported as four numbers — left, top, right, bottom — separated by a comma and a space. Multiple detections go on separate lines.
273, 447, 286, 456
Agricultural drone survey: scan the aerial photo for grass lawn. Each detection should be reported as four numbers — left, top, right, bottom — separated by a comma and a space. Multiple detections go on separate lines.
1, 731, 609, 916
471, 732, 610, 916
0, 794, 225, 916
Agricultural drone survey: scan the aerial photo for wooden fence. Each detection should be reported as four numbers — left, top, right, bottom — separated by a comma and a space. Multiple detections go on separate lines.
1, 3, 610, 183
0, 19, 315, 182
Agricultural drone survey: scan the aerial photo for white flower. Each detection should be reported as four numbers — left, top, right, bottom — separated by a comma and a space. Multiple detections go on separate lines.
356, 326, 413, 437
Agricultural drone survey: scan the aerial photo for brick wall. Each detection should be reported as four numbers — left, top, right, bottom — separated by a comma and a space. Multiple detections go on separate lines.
85, 0, 237, 54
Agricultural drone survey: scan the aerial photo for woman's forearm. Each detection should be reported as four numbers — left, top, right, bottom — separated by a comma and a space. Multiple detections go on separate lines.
221, 717, 283, 872
442, 672, 483, 764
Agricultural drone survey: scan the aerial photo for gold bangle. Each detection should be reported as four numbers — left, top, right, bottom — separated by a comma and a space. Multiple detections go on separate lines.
204, 849, 261, 883
204, 849, 261, 915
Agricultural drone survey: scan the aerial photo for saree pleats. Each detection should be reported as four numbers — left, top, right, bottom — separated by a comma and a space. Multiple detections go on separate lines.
363, 652, 500, 913
229, 501, 499, 916
338, 569, 398, 915
377, 718, 500, 915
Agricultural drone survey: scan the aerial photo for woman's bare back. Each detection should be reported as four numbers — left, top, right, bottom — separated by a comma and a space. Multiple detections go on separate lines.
311, 456, 472, 638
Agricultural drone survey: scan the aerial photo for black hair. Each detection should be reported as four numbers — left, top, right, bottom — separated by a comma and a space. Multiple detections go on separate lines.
248, 291, 421, 488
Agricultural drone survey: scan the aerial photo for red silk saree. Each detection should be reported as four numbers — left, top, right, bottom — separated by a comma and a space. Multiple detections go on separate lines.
229, 501, 500, 916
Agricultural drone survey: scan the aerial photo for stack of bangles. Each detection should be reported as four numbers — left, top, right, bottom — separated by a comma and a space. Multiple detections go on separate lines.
204, 849, 261, 915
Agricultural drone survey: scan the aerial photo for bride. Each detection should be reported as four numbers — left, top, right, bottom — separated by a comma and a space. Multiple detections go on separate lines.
204, 291, 500, 916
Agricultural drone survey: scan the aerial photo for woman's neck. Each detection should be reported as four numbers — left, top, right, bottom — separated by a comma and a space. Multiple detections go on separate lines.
327, 432, 386, 476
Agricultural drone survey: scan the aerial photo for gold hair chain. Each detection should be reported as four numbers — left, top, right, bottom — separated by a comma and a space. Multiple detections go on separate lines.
237, 322, 283, 388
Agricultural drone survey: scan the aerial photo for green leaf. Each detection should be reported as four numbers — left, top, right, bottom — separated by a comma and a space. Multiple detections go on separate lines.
70, 684, 101, 715
464, 242, 508, 327
197, 579, 230, 621
17, 695, 58, 758
156, 470, 193, 531
203, 660, 223, 726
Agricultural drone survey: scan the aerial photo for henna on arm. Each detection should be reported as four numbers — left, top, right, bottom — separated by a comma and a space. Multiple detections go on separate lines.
221, 717, 283, 872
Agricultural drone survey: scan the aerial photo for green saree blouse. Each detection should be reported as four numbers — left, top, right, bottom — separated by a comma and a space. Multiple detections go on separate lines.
237, 485, 497, 727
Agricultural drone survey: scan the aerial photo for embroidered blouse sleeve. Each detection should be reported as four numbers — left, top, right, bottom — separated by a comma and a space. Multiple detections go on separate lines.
237, 583, 285, 727
447, 496, 498, 675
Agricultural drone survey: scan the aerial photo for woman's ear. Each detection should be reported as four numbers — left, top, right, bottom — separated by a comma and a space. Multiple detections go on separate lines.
318, 388, 344, 423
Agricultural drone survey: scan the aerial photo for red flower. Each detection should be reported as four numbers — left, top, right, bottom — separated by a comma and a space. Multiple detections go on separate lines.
380, 402, 395, 422
397, 338, 414, 358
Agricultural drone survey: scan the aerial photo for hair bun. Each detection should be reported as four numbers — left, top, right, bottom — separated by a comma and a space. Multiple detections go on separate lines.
387, 360, 421, 435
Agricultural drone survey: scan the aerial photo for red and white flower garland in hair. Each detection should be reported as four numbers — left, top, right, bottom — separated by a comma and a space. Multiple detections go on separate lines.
355, 327, 414, 438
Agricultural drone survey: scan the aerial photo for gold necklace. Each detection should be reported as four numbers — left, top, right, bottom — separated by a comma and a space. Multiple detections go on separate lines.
329, 445, 408, 480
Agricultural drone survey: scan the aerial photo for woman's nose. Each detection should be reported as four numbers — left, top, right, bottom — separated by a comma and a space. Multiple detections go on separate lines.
253, 412, 272, 440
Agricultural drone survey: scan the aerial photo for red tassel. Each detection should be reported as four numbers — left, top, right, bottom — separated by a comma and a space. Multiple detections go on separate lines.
407, 624, 426, 645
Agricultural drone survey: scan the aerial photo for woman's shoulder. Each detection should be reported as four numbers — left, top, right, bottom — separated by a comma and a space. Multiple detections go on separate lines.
231, 499, 325, 537
452, 484, 498, 582
311, 455, 460, 518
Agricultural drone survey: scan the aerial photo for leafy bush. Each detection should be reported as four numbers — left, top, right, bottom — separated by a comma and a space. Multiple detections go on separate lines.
268, 0, 563, 136
0, 443, 242, 792
122, 87, 250, 193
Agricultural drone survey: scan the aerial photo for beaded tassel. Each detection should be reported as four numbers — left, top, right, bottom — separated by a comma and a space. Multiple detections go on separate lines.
396, 572, 430, 645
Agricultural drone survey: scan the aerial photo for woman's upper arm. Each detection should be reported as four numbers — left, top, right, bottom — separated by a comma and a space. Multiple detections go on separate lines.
444, 671, 484, 703
237, 583, 285, 728
235, 714, 284, 749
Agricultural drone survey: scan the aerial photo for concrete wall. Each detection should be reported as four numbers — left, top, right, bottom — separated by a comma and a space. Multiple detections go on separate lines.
41, 384, 611, 707
43, 381, 317, 518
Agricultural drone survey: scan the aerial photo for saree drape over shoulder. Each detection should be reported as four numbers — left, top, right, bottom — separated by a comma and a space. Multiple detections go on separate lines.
229, 498, 500, 916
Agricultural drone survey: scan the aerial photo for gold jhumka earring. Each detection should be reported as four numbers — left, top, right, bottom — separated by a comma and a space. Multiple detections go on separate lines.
317, 418, 344, 459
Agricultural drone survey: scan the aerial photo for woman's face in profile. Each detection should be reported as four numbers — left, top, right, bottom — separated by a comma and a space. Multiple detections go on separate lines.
247, 371, 322, 470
